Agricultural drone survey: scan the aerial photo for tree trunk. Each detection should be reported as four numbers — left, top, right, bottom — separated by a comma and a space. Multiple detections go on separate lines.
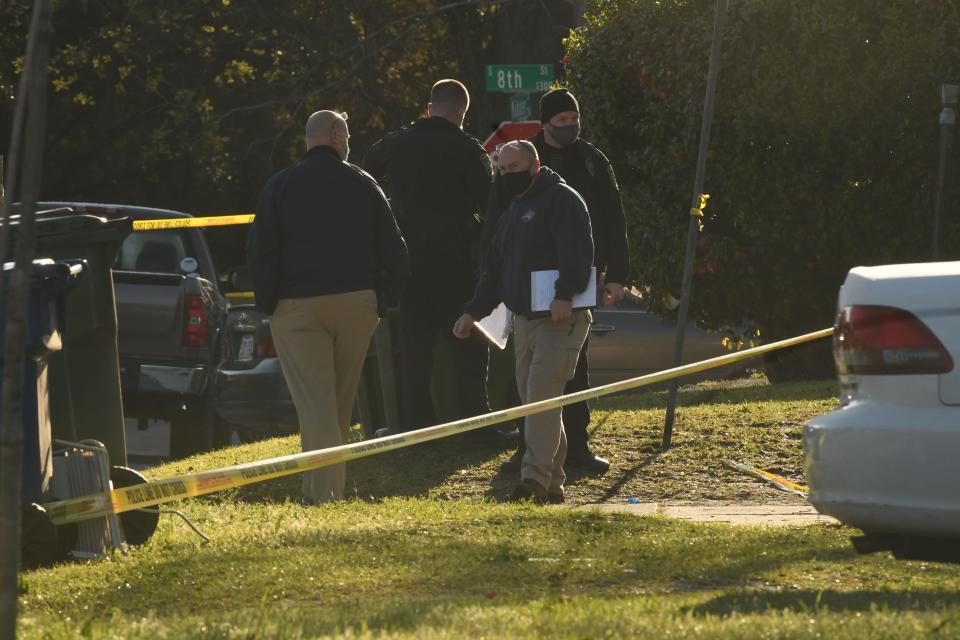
0, 2, 53, 638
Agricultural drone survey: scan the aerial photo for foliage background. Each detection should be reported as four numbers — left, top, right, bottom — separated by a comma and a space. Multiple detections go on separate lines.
0, 0, 583, 265
566, 0, 960, 346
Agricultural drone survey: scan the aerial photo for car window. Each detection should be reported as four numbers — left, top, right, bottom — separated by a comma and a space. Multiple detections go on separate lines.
115, 229, 196, 273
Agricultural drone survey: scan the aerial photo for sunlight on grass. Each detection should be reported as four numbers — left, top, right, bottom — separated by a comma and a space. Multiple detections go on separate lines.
20, 379, 959, 639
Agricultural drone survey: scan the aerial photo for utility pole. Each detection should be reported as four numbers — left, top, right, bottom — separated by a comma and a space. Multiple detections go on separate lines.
0, 2, 54, 638
661, 0, 729, 449
932, 83, 958, 261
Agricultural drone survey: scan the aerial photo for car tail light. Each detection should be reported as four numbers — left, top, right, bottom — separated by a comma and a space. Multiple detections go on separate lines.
184, 295, 209, 347
258, 334, 277, 358
834, 305, 953, 375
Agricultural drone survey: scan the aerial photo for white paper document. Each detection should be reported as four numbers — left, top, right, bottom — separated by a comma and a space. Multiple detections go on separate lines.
530, 266, 597, 312
475, 302, 512, 350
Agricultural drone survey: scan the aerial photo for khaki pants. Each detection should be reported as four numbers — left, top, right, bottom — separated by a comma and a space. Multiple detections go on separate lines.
514, 310, 591, 493
269, 290, 380, 503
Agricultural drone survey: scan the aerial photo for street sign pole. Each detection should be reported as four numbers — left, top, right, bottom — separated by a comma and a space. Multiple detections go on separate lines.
662, 0, 729, 450
510, 94, 532, 121
932, 83, 958, 260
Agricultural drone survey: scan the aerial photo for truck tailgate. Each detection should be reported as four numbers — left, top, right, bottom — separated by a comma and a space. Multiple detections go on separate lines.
113, 270, 186, 360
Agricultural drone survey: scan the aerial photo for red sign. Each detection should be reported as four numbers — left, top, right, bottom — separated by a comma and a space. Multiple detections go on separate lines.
482, 120, 542, 165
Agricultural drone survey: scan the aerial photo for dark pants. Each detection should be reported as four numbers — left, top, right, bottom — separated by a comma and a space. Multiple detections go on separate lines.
562, 335, 591, 451
512, 335, 592, 455
398, 280, 490, 431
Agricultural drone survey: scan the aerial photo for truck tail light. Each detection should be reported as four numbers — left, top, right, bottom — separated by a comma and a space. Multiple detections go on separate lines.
184, 295, 209, 347
834, 305, 953, 375
258, 334, 277, 358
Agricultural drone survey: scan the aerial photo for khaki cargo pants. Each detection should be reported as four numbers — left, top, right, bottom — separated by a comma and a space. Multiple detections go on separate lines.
269, 290, 379, 504
514, 309, 591, 494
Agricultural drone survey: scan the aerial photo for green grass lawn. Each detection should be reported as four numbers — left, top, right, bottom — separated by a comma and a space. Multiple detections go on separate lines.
17, 379, 960, 639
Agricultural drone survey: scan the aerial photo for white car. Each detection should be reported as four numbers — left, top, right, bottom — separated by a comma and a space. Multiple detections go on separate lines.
804, 261, 960, 562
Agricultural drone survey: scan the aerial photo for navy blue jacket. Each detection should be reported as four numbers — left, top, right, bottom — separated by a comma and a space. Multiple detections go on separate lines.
464, 167, 594, 319
247, 145, 410, 316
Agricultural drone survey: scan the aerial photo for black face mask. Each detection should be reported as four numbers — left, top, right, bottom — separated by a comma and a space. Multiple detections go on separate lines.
548, 122, 580, 147
499, 170, 533, 199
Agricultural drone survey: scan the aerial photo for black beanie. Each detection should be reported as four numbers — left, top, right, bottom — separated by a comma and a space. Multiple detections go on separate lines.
539, 88, 579, 124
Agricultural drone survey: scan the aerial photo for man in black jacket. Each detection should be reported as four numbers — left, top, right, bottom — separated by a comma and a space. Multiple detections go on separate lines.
364, 79, 494, 435
453, 141, 593, 504
500, 88, 630, 474
247, 110, 409, 504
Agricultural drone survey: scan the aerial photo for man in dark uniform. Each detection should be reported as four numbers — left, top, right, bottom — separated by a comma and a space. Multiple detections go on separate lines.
364, 79, 494, 435
501, 87, 630, 474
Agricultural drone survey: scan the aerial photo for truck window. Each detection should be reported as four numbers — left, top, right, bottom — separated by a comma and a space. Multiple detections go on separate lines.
115, 229, 197, 273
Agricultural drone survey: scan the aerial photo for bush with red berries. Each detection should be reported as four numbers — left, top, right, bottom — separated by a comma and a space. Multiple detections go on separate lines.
565, 0, 960, 354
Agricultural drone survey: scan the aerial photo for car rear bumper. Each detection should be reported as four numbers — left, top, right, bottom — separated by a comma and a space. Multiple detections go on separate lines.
139, 364, 208, 395
215, 358, 297, 432
804, 401, 960, 537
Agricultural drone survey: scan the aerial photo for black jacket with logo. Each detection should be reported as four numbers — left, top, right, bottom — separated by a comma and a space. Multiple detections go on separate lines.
363, 116, 492, 283
464, 167, 594, 319
247, 145, 410, 316
530, 131, 630, 285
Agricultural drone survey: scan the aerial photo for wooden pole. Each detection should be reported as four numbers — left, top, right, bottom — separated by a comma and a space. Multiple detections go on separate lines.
0, 2, 53, 638
661, 0, 728, 449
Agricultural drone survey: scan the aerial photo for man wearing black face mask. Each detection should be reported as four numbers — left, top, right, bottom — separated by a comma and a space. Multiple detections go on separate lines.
454, 140, 594, 504
495, 87, 630, 475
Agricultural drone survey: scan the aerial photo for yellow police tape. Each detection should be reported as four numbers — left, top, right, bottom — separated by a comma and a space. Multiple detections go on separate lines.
725, 460, 810, 497
45, 327, 833, 526
132, 214, 255, 231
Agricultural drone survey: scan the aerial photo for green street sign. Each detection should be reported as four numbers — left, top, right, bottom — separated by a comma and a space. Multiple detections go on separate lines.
485, 64, 554, 93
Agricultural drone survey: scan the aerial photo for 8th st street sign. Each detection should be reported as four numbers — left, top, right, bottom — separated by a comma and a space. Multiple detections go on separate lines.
485, 64, 554, 93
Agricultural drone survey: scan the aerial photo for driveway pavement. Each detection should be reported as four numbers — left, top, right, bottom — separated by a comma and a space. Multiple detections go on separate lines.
579, 502, 838, 526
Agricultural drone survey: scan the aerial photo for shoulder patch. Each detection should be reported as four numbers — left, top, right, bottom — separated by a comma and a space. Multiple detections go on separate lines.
585, 155, 596, 177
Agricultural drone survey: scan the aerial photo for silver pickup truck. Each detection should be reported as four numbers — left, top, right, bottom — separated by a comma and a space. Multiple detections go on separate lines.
38, 202, 229, 458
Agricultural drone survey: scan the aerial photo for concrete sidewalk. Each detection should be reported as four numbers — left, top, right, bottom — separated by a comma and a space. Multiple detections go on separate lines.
578, 502, 839, 527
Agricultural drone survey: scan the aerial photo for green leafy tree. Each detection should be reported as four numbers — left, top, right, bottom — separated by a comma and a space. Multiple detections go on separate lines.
2, 0, 585, 266
0, 1, 491, 211
565, 0, 960, 375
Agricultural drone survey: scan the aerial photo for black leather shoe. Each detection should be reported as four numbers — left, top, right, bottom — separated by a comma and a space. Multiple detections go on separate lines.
509, 478, 548, 504
500, 449, 523, 473
564, 449, 610, 474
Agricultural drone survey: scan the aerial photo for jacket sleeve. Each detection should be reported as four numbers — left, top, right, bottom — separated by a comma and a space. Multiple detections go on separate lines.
479, 169, 508, 267
596, 152, 630, 284
464, 141, 493, 267
246, 171, 285, 315
468, 143, 493, 217
463, 233, 503, 319
362, 136, 389, 183
372, 180, 410, 310
551, 188, 595, 303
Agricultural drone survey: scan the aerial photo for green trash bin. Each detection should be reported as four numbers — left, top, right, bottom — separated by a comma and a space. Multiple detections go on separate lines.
30, 211, 132, 465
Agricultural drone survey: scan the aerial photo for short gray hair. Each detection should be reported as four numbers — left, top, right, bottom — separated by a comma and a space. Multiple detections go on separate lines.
501, 139, 539, 161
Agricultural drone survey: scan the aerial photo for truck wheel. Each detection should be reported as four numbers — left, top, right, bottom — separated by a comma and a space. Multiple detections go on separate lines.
169, 401, 214, 458
21, 503, 59, 570
110, 466, 160, 546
